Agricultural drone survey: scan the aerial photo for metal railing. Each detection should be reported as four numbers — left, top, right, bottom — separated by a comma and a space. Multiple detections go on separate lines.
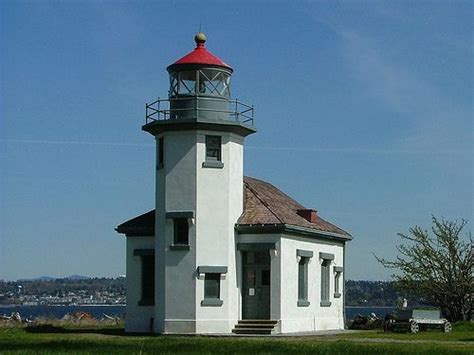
145, 96, 254, 126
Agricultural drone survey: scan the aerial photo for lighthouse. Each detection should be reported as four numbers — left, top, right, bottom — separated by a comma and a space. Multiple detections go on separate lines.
117, 33, 351, 335
143, 32, 256, 333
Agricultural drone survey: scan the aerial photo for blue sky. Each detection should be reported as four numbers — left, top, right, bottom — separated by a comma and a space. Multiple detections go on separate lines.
1, 1, 472, 280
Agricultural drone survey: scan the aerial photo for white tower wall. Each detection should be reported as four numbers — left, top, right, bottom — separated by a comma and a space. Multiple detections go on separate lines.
155, 130, 245, 334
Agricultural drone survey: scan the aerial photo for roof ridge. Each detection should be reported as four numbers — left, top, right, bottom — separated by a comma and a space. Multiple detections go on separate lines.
244, 180, 284, 224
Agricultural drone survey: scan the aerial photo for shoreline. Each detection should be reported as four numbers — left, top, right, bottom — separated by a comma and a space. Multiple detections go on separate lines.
0, 304, 126, 307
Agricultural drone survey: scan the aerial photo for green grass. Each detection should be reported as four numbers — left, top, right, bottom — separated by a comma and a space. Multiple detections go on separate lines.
0, 322, 472, 354
340, 322, 474, 342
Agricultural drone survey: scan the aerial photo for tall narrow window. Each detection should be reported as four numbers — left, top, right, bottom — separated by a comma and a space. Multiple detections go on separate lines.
140, 255, 155, 306
173, 218, 189, 245
134, 249, 155, 306
296, 249, 312, 307
334, 267, 343, 298
158, 137, 164, 169
319, 253, 334, 307
321, 259, 331, 306
298, 257, 308, 305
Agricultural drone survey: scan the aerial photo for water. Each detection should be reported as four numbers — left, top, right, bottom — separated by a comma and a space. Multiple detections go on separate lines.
1, 305, 393, 321
345, 306, 396, 320
0, 305, 126, 320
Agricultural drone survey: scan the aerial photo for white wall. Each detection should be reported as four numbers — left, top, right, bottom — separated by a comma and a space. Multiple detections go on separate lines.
195, 131, 244, 333
279, 234, 345, 333
125, 236, 155, 333
236, 233, 345, 333
156, 131, 197, 334
154, 129, 246, 334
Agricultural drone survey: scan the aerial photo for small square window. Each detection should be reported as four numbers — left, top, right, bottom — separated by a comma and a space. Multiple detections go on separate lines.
205, 135, 221, 161
173, 218, 189, 245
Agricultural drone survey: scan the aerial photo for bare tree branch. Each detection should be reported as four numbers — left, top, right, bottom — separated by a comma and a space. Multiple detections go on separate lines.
374, 216, 473, 321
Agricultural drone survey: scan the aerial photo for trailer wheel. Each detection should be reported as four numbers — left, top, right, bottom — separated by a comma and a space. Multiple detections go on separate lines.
410, 321, 419, 334
443, 321, 452, 333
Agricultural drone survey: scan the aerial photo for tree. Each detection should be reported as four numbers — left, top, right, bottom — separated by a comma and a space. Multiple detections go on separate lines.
375, 216, 473, 322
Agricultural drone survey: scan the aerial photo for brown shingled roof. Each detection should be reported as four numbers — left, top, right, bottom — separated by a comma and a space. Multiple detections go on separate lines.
116, 176, 351, 238
239, 177, 351, 237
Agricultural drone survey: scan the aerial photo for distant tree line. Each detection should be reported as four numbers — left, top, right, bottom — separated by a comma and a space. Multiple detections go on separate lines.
0, 277, 126, 300
0, 277, 420, 307
345, 280, 423, 307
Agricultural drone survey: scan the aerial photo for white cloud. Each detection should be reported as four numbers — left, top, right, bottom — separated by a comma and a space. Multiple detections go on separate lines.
339, 30, 472, 152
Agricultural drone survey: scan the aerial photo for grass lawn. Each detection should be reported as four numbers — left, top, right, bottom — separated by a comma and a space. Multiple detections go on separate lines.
0, 321, 472, 354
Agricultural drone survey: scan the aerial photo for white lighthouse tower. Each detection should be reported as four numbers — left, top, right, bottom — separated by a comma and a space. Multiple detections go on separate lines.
143, 32, 256, 333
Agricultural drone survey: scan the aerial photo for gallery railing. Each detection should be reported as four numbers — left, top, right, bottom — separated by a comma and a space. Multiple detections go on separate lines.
145, 96, 254, 126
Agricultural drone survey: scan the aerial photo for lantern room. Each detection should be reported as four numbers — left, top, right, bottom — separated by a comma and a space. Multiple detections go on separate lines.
166, 32, 233, 120
144, 32, 254, 128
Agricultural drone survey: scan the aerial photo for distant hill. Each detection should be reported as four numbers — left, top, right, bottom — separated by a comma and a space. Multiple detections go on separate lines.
18, 275, 90, 282
66, 275, 90, 280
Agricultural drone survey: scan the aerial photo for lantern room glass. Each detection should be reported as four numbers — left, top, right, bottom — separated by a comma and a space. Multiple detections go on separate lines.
169, 68, 231, 98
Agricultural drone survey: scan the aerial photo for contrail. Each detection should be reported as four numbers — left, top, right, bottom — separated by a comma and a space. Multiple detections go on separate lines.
0, 139, 153, 147
246, 145, 469, 155
0, 139, 468, 155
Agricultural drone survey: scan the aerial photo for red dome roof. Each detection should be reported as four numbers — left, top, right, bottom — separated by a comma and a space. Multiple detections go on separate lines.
167, 33, 232, 72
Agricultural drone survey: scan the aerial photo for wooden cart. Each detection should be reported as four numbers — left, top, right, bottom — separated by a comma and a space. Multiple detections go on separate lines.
390, 308, 452, 333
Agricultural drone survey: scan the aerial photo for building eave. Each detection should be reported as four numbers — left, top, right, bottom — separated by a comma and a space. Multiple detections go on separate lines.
235, 223, 352, 242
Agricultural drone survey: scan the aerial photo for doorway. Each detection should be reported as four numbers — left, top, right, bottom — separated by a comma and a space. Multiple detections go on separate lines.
242, 251, 271, 319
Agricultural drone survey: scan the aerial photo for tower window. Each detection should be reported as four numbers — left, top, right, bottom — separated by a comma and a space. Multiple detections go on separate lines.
166, 211, 193, 250
204, 273, 220, 299
205, 135, 221, 161
158, 137, 164, 169
173, 218, 189, 245
198, 265, 227, 307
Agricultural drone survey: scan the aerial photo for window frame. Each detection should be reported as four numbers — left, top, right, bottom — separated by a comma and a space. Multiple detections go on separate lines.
203, 135, 224, 169
166, 211, 194, 250
157, 137, 164, 169
319, 252, 334, 307
173, 218, 189, 246
334, 266, 343, 298
296, 249, 313, 307
134, 249, 155, 306
204, 273, 221, 299
198, 266, 227, 307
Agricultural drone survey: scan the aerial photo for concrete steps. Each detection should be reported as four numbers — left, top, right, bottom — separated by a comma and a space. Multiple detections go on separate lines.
232, 320, 278, 335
